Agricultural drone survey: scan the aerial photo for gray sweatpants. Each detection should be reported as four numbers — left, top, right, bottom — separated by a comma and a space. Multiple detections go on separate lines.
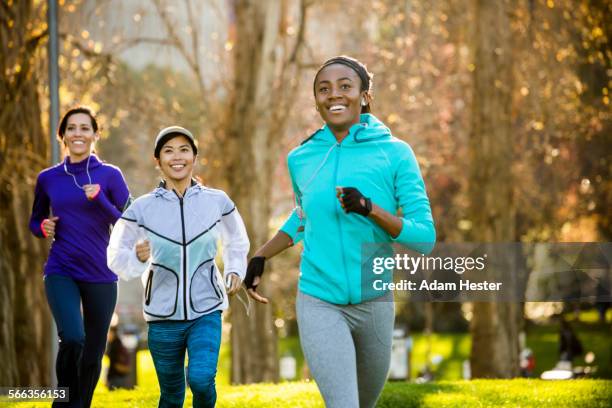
296, 290, 395, 408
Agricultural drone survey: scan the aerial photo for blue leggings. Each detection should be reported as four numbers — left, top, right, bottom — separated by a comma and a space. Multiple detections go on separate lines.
44, 274, 117, 408
148, 311, 222, 408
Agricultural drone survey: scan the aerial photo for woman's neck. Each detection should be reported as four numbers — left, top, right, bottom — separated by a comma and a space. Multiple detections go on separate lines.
165, 177, 191, 197
330, 128, 350, 143
328, 118, 360, 143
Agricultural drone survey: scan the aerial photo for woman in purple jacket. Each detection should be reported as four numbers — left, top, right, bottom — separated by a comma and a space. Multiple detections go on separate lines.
29, 106, 130, 408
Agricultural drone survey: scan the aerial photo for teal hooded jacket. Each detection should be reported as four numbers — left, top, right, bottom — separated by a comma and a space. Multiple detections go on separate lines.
281, 114, 436, 304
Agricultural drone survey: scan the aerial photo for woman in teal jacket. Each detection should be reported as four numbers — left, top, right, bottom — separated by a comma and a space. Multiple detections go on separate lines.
246, 56, 435, 408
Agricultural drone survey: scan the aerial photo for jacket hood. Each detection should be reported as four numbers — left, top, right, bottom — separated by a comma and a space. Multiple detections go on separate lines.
152, 178, 201, 201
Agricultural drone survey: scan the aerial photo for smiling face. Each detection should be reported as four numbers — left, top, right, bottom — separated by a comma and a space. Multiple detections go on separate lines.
314, 64, 365, 137
63, 112, 98, 162
157, 135, 195, 186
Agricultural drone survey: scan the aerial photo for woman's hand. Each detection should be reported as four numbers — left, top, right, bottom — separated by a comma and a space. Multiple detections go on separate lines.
337, 186, 403, 237
336, 186, 372, 216
83, 184, 101, 201
41, 216, 59, 239
245, 256, 269, 304
243, 232, 293, 305
226, 273, 242, 296
135, 240, 151, 262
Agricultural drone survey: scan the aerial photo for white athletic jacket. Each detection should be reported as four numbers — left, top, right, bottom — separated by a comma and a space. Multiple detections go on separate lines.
107, 181, 249, 322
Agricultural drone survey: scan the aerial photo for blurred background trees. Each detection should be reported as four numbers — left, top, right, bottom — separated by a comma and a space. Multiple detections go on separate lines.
0, 0, 609, 384
0, 0, 52, 386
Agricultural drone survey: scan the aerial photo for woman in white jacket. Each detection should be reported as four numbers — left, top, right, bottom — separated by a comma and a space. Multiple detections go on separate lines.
107, 126, 249, 408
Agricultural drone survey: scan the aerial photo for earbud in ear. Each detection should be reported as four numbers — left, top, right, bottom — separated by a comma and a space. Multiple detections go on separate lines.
361, 98, 367, 106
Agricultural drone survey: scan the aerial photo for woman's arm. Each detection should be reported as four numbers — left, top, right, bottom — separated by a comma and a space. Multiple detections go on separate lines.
218, 204, 250, 295
89, 168, 131, 224
29, 173, 51, 238
107, 167, 131, 213
244, 231, 294, 304
337, 143, 435, 255
107, 216, 149, 280
245, 155, 301, 303
368, 204, 403, 238
389, 144, 436, 254
253, 230, 294, 259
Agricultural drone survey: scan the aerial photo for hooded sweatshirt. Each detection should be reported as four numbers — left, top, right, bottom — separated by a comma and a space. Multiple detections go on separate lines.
280, 114, 436, 304
29, 154, 131, 283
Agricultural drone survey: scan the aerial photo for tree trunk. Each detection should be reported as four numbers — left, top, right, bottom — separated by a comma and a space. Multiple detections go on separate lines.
0, 0, 51, 386
226, 0, 307, 383
468, 0, 520, 378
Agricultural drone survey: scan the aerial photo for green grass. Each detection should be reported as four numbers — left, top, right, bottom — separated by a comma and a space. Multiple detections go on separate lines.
5, 310, 610, 406
5, 376, 611, 407
409, 333, 471, 380
5, 342, 612, 407
379, 380, 612, 408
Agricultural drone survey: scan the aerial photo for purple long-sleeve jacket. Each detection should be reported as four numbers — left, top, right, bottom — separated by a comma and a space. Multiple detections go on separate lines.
29, 154, 130, 283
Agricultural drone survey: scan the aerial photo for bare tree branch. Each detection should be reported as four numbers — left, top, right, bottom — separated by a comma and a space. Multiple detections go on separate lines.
287, 0, 311, 64
110, 37, 175, 53
185, 0, 202, 81
150, 0, 213, 125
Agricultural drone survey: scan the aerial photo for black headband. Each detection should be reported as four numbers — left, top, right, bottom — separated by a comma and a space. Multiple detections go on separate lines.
313, 56, 372, 94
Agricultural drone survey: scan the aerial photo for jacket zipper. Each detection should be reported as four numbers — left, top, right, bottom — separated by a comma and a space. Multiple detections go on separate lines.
177, 193, 188, 320
333, 142, 351, 304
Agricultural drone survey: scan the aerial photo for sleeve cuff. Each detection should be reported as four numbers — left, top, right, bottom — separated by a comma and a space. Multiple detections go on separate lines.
225, 272, 241, 286
92, 188, 122, 221
40, 220, 48, 238
391, 218, 411, 243
90, 186, 101, 201
391, 218, 436, 255
280, 209, 303, 244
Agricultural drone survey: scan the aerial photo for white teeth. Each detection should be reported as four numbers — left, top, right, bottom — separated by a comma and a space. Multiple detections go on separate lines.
329, 105, 346, 112
171, 164, 185, 169
73, 141, 85, 145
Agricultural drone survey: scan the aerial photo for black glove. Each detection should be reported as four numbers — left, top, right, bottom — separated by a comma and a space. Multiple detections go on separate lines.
244, 256, 266, 289
340, 187, 372, 216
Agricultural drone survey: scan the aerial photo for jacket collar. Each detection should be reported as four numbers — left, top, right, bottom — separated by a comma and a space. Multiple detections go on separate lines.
63, 153, 103, 173
154, 178, 200, 200
304, 114, 392, 146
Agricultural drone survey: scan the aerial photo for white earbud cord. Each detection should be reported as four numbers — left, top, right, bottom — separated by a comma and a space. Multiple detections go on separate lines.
295, 143, 337, 223
63, 154, 92, 190
233, 286, 252, 317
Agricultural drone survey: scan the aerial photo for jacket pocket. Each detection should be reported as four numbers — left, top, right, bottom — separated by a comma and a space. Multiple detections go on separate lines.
190, 259, 224, 314
145, 270, 154, 306
144, 263, 179, 318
